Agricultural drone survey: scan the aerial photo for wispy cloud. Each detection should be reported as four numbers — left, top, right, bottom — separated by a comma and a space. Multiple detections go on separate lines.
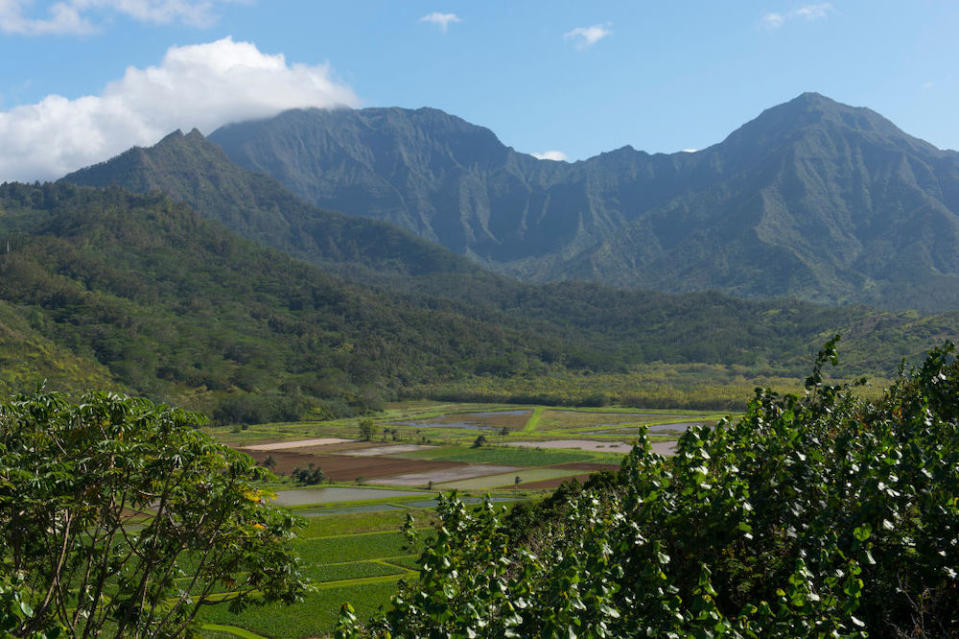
0, 0, 244, 35
0, 37, 359, 181
760, 3, 833, 29
563, 23, 611, 50
419, 11, 460, 33
532, 150, 568, 162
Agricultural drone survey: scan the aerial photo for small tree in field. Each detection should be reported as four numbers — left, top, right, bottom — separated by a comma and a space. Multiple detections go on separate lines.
0, 390, 308, 639
358, 418, 376, 441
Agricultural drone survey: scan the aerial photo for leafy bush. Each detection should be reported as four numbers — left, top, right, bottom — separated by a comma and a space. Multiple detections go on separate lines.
337, 339, 959, 638
0, 390, 308, 638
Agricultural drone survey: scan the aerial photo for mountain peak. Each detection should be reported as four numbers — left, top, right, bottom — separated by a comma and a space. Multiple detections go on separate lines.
158, 129, 185, 143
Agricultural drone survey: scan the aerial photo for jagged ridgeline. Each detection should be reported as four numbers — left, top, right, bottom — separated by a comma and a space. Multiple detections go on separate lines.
56, 129, 959, 382
0, 182, 570, 422
205, 93, 959, 311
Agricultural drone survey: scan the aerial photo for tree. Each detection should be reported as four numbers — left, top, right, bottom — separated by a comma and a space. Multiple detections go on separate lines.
471, 434, 487, 448
0, 390, 308, 639
291, 463, 325, 485
358, 418, 376, 441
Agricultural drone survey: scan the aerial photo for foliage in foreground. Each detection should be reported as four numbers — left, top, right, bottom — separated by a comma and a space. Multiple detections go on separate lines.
0, 391, 308, 638
337, 340, 959, 638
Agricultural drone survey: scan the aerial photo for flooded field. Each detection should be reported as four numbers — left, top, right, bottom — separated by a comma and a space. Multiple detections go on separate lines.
507, 439, 636, 453
583, 422, 708, 435
345, 444, 438, 456
393, 409, 532, 431
375, 464, 521, 487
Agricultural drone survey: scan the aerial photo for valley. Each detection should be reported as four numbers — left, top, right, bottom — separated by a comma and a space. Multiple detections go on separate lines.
3, 84, 959, 639
191, 401, 712, 637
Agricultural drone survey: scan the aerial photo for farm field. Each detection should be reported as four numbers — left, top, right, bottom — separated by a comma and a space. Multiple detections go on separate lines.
197, 401, 729, 637
206, 401, 722, 498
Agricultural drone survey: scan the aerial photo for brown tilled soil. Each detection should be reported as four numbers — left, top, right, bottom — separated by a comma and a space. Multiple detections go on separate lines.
511, 474, 594, 491
245, 450, 463, 482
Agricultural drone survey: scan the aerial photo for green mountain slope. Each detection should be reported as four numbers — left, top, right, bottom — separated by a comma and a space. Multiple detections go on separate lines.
207, 94, 959, 311
0, 182, 567, 421
0, 299, 116, 396
54, 134, 959, 379
61, 129, 478, 280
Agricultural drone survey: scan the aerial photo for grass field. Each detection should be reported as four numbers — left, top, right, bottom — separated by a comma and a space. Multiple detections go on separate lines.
196, 515, 428, 638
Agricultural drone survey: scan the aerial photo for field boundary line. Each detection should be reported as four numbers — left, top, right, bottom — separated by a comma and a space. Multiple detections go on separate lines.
523, 407, 544, 432
311, 572, 408, 591
298, 526, 432, 541
200, 623, 268, 639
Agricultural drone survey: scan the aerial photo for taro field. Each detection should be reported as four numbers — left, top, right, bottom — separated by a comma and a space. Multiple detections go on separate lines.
198, 402, 729, 637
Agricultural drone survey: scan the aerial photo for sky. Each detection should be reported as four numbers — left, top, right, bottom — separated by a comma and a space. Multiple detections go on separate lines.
0, 1, 957, 182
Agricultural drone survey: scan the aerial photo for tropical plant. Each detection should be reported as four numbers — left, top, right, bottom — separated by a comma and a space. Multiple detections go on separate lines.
337, 339, 959, 638
0, 390, 308, 638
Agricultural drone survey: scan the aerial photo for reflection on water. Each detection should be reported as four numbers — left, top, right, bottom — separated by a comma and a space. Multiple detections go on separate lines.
583, 422, 707, 435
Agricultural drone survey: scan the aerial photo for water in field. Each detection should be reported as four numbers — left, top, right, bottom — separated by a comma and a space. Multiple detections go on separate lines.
273, 486, 426, 506
584, 422, 707, 435
393, 409, 531, 431
393, 420, 500, 431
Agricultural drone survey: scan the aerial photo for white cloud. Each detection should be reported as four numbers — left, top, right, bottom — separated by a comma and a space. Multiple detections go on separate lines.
759, 12, 785, 29
0, 37, 359, 182
531, 150, 568, 162
0, 0, 95, 34
563, 23, 611, 50
680, 148, 698, 153
419, 12, 460, 33
760, 3, 833, 29
0, 0, 243, 34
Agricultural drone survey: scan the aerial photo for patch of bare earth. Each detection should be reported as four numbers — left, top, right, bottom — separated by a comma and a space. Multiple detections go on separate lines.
243, 450, 463, 482
344, 444, 438, 457
242, 438, 352, 451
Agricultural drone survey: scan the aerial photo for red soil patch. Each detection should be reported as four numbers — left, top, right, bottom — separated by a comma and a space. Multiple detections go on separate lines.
245, 449, 462, 482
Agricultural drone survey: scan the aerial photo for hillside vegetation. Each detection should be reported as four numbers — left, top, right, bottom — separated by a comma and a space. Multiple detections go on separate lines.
2, 182, 958, 422
208, 94, 959, 311
0, 183, 564, 421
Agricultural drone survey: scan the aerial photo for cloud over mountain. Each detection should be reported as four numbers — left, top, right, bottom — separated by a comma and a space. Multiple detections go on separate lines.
0, 37, 358, 182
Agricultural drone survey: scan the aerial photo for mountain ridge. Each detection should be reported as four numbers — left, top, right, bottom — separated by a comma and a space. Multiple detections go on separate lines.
205, 93, 959, 311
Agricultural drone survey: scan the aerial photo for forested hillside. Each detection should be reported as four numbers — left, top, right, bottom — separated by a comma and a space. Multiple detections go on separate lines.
0, 183, 565, 421
61, 129, 478, 280
207, 94, 959, 311
2, 183, 958, 422
57, 132, 959, 377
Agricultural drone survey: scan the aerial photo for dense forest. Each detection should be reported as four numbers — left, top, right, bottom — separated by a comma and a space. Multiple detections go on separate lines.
3, 182, 959, 422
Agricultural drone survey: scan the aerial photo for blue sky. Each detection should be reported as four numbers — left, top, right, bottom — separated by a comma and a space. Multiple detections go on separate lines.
0, 1, 957, 181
